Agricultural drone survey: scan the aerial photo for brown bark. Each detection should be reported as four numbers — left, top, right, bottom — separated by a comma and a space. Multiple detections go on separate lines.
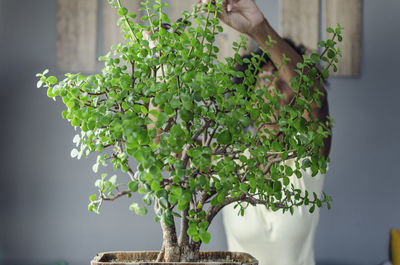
160, 220, 181, 262
178, 209, 190, 247
178, 208, 200, 262
157, 209, 202, 262
180, 242, 200, 262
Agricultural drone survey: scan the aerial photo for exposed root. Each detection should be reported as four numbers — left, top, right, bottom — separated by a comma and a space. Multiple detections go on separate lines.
156, 245, 165, 262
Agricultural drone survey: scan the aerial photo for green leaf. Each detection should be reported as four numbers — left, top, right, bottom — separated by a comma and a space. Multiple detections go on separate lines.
37, 80, 43, 88
168, 193, 178, 205
118, 7, 128, 16
92, 163, 99, 173
88, 202, 99, 213
180, 190, 192, 204
285, 165, 293, 176
71, 118, 80, 127
137, 206, 148, 216
283, 176, 290, 186
151, 180, 161, 191
87, 118, 96, 130
327, 49, 336, 59
72, 134, 80, 146
271, 141, 281, 152
239, 183, 249, 193
159, 197, 168, 209
156, 189, 167, 199
89, 194, 96, 201
210, 196, 219, 206
187, 226, 197, 237
129, 203, 148, 216
142, 193, 153, 206
70, 148, 79, 158
273, 181, 282, 192
133, 149, 145, 163
217, 192, 225, 203
128, 181, 139, 192
239, 116, 251, 127
149, 109, 159, 118
127, 12, 137, 19
179, 109, 193, 122
322, 69, 329, 79
199, 230, 211, 244
47, 76, 57, 85
177, 201, 188, 211
156, 112, 169, 127
198, 210, 206, 220
310, 53, 320, 64
109, 175, 117, 185
217, 130, 232, 145
163, 210, 174, 226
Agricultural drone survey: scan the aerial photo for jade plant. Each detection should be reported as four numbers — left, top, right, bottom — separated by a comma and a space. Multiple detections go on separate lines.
37, 0, 342, 262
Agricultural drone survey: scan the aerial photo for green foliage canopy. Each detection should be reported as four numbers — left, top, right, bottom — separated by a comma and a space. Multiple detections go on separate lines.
37, 0, 342, 246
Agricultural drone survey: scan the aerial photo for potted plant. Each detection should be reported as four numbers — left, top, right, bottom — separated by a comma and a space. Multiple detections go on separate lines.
37, 0, 342, 264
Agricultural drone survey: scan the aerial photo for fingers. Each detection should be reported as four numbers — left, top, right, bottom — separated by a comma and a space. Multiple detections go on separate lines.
197, 0, 227, 12
142, 30, 157, 49
196, 0, 212, 10
196, 0, 232, 19
227, 3, 232, 12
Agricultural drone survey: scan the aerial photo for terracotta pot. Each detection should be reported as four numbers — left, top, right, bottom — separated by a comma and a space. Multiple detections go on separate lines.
91, 251, 258, 265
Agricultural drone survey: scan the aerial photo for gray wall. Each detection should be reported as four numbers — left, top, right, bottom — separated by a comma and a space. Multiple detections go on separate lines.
1, 0, 399, 265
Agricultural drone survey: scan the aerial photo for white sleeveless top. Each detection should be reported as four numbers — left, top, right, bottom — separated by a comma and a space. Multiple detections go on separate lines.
222, 158, 325, 265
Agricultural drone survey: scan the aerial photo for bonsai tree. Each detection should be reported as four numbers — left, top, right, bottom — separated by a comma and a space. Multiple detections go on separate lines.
37, 0, 342, 262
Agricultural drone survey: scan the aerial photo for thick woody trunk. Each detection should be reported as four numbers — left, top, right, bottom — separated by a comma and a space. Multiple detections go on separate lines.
160, 242, 200, 262
158, 221, 181, 262
178, 209, 201, 262
157, 211, 201, 262
180, 243, 200, 262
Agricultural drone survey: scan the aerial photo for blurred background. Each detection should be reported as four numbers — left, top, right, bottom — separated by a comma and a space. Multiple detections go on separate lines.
1, 0, 400, 264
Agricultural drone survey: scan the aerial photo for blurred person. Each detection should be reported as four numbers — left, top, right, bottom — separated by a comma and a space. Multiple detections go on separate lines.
197, 0, 331, 265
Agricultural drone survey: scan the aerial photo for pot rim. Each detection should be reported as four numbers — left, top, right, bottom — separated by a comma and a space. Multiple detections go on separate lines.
91, 251, 258, 265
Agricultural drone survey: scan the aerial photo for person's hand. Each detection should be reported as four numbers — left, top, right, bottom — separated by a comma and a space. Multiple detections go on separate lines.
198, 0, 265, 37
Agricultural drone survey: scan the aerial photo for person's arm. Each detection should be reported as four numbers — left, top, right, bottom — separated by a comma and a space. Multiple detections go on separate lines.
250, 20, 303, 90
202, 0, 303, 87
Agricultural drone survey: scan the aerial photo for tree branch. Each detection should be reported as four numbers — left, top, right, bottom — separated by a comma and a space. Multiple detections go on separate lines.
262, 153, 297, 175
192, 120, 211, 142
181, 144, 191, 169
206, 126, 217, 146
178, 208, 189, 246
127, 166, 136, 181
101, 190, 131, 202
131, 60, 135, 88
205, 194, 286, 225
